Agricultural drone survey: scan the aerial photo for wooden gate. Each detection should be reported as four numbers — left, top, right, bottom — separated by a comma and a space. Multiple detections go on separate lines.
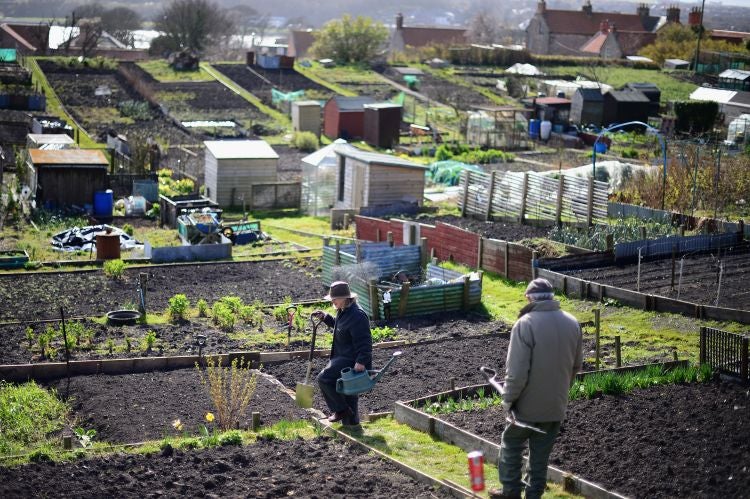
700, 327, 749, 382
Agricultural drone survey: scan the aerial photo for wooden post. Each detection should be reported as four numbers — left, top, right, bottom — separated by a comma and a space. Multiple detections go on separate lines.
594, 308, 601, 370
323, 237, 330, 248
699, 327, 706, 365
408, 224, 417, 245
639, 226, 647, 240
739, 220, 745, 241
355, 241, 361, 262
387, 231, 394, 247
369, 279, 380, 321
450, 378, 456, 391
251, 412, 261, 431
615, 335, 621, 368
519, 173, 529, 224
531, 250, 538, 280
741, 337, 749, 382
63, 435, 72, 450
605, 234, 614, 252
138, 273, 148, 316
586, 177, 594, 227
460, 171, 470, 217
555, 175, 564, 227
431, 256, 437, 266
398, 283, 410, 318
670, 244, 677, 291
430, 248, 436, 261
335, 240, 341, 265
343, 213, 350, 230
376, 228, 381, 242
420, 237, 429, 268
477, 237, 484, 270
462, 275, 470, 311
484, 171, 496, 221
562, 474, 576, 494
504, 242, 509, 278
679, 224, 685, 237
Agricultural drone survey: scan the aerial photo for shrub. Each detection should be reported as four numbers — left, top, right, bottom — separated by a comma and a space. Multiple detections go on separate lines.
142, 330, 157, 352
219, 296, 243, 314
197, 299, 209, 318
122, 224, 134, 236
371, 325, 396, 342
197, 357, 259, 430
219, 430, 243, 446
168, 294, 190, 322
292, 131, 319, 152
103, 259, 126, 279
212, 302, 236, 332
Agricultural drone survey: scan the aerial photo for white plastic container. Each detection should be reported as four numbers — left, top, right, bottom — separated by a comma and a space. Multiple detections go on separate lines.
540, 120, 552, 141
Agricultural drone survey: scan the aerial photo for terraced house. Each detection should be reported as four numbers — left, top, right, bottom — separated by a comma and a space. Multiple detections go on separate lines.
525, 0, 681, 58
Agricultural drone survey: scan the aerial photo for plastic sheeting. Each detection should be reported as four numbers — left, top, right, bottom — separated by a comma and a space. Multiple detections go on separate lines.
51, 225, 141, 252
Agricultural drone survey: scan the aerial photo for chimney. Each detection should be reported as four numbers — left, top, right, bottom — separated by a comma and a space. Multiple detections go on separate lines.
599, 19, 609, 33
582, 0, 593, 16
537, 0, 546, 14
396, 12, 404, 30
666, 5, 681, 23
688, 7, 702, 26
637, 3, 650, 18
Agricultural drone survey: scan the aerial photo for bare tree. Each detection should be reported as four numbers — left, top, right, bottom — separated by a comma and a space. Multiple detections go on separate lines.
155, 0, 235, 53
467, 10, 499, 45
101, 7, 142, 48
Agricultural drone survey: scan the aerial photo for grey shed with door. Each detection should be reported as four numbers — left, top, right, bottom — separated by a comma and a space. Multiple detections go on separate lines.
333, 146, 427, 214
570, 88, 604, 126
204, 140, 279, 207
291, 100, 321, 137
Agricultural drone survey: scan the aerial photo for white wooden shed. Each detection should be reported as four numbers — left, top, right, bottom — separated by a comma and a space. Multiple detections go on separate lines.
203, 140, 279, 207
332, 147, 427, 214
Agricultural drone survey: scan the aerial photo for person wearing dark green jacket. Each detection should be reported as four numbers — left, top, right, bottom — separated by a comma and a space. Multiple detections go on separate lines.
313, 281, 372, 426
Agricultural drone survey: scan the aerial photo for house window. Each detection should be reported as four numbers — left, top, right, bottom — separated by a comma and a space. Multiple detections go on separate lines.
337, 157, 346, 202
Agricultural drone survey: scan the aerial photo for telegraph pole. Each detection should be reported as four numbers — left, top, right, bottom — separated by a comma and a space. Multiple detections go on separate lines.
692, 0, 706, 74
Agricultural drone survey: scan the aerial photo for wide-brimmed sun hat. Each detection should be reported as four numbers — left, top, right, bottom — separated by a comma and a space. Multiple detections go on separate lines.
324, 281, 357, 300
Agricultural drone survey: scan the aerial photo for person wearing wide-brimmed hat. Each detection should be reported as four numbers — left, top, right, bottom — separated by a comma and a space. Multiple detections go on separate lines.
312, 281, 372, 426
489, 278, 583, 499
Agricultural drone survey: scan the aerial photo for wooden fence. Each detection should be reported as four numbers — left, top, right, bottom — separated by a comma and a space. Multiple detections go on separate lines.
700, 327, 749, 382
458, 170, 608, 226
355, 215, 534, 282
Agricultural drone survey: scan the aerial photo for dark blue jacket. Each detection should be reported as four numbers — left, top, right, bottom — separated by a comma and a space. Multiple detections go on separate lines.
322, 303, 372, 369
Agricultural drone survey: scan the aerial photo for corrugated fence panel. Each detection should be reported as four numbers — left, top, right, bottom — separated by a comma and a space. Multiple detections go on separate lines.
615, 232, 741, 260
360, 244, 422, 281
436, 222, 480, 268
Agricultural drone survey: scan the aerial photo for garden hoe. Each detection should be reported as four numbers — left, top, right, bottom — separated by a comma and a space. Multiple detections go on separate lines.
479, 366, 546, 435
296, 313, 323, 408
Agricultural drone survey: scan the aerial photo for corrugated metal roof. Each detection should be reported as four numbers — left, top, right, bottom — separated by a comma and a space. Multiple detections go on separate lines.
718, 69, 750, 81
203, 140, 279, 159
28, 133, 75, 145
690, 87, 737, 104
334, 147, 428, 170
28, 149, 108, 166
331, 96, 377, 112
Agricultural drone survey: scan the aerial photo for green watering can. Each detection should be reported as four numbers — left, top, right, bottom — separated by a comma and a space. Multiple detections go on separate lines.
336, 351, 403, 396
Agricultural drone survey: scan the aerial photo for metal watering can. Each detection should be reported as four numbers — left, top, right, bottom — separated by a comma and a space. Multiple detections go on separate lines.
336, 351, 403, 396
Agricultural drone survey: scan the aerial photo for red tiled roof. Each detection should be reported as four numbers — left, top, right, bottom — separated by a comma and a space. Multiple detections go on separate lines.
399, 26, 467, 48
536, 97, 571, 105
710, 30, 750, 40
580, 32, 609, 54
543, 10, 659, 35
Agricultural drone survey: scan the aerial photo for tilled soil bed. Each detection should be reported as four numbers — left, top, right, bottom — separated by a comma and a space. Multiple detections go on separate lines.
439, 381, 750, 498
0, 437, 450, 498
0, 311, 505, 365
0, 259, 323, 322
47, 370, 308, 443
402, 215, 551, 242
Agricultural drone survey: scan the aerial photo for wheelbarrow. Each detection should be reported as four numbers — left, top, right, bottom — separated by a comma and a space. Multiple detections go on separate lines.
336, 351, 403, 396
479, 366, 546, 434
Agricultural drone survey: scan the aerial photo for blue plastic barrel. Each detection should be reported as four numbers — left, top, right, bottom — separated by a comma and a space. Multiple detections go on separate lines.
594, 141, 608, 153
529, 119, 540, 139
0, 94, 8, 109
93, 190, 114, 218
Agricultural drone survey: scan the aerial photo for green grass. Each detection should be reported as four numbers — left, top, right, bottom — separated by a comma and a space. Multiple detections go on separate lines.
541, 66, 697, 102
0, 381, 69, 456
137, 60, 214, 82
345, 417, 581, 498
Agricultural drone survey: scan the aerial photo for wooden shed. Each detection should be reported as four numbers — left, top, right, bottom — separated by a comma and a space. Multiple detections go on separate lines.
363, 103, 402, 149
323, 96, 376, 140
624, 82, 661, 117
333, 147, 427, 215
292, 100, 321, 137
603, 90, 651, 128
203, 140, 279, 207
570, 88, 604, 126
27, 149, 108, 208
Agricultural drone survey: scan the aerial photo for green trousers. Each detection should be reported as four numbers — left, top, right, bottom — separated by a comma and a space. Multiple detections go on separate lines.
498, 421, 561, 499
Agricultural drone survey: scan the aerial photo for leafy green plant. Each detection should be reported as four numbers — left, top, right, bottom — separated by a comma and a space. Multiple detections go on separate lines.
168, 294, 190, 322
143, 330, 157, 352
117, 100, 152, 120
371, 325, 397, 342
197, 357, 259, 431
73, 427, 96, 448
197, 298, 209, 318
122, 223, 135, 236
219, 296, 243, 314
213, 303, 236, 332
124, 335, 132, 352
219, 430, 243, 446
25, 327, 34, 348
106, 338, 115, 354
292, 131, 319, 152
103, 259, 126, 279
273, 296, 294, 322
